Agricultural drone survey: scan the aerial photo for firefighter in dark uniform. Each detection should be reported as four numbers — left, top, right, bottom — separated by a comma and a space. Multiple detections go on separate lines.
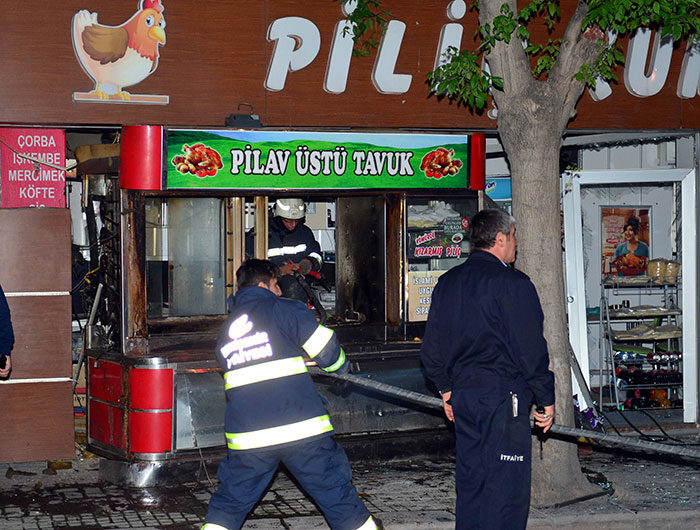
202, 259, 377, 530
246, 198, 323, 302
420, 208, 555, 530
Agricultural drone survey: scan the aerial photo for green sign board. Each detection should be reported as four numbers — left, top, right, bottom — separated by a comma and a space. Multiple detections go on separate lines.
166, 130, 470, 190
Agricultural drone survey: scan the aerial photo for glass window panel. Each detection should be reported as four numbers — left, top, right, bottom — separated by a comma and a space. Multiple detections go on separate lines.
406, 198, 478, 322
146, 197, 226, 317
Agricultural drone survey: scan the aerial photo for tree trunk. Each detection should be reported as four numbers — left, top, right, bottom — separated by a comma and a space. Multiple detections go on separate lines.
497, 104, 599, 505
476, 0, 606, 506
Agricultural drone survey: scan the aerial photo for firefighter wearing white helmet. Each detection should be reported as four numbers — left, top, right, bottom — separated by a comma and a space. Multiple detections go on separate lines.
245, 198, 323, 301
274, 197, 306, 220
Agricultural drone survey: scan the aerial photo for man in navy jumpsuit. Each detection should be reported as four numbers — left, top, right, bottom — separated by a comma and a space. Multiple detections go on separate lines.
0, 282, 14, 378
202, 259, 377, 530
421, 208, 555, 530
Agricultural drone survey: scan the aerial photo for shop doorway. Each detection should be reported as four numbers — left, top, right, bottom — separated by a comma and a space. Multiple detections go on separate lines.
562, 168, 697, 422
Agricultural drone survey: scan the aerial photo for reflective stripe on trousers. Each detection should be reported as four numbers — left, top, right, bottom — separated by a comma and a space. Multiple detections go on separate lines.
357, 515, 378, 529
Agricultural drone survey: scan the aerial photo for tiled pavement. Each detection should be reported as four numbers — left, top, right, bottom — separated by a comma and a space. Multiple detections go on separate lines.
1, 432, 700, 529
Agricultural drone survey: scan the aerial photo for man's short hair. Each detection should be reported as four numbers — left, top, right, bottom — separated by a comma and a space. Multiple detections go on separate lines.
236, 259, 280, 289
470, 208, 516, 250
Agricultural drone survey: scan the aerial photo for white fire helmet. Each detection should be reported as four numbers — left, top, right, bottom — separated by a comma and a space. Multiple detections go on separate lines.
274, 198, 305, 220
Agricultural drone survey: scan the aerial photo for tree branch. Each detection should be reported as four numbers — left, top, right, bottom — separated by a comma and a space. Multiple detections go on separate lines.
479, 0, 535, 103
549, 1, 606, 116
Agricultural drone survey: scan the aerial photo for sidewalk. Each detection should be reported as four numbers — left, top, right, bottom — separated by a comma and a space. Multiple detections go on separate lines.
0, 430, 699, 529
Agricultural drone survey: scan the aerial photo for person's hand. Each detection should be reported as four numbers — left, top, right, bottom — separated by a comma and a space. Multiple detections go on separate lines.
534, 404, 555, 433
298, 258, 313, 275
0, 355, 12, 378
441, 391, 454, 422
279, 262, 300, 276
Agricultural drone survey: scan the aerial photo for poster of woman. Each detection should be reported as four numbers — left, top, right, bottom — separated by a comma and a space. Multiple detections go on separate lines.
601, 207, 651, 277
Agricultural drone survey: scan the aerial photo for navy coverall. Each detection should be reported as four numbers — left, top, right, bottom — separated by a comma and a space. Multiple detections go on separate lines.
0, 284, 14, 358
421, 250, 555, 530
202, 286, 375, 530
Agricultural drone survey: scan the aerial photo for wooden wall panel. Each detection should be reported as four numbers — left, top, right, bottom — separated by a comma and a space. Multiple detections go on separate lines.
5, 296, 72, 379
0, 382, 74, 463
0, 208, 74, 463
0, 209, 71, 293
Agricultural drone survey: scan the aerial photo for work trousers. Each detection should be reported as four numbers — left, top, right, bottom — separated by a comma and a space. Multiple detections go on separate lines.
203, 435, 372, 530
452, 386, 533, 530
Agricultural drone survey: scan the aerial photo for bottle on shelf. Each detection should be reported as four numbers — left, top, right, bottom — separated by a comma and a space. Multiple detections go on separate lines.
650, 388, 667, 400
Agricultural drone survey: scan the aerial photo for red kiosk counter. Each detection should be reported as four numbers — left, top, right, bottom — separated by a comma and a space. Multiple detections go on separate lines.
85, 126, 487, 483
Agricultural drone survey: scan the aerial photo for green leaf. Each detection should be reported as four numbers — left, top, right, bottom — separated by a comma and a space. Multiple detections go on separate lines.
516, 26, 531, 40
673, 25, 682, 42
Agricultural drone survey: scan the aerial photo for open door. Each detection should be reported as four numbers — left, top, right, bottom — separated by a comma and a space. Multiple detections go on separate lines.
562, 168, 697, 423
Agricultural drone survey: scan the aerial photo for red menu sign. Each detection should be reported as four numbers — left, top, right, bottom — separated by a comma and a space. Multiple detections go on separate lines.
0, 128, 66, 208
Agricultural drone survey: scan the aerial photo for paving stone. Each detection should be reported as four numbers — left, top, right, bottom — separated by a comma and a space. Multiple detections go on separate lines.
0, 432, 699, 529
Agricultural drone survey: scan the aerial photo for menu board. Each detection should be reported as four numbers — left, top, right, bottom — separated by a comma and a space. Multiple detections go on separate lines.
407, 270, 446, 322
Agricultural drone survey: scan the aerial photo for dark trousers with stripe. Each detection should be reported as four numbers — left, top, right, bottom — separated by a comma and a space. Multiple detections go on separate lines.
204, 435, 371, 530
452, 387, 533, 530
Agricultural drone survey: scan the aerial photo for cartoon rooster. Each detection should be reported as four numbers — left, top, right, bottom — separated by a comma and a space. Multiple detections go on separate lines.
72, 0, 166, 101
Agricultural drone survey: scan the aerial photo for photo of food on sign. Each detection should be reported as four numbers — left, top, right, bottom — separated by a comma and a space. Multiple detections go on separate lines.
600, 207, 650, 277
171, 143, 223, 178
420, 148, 462, 179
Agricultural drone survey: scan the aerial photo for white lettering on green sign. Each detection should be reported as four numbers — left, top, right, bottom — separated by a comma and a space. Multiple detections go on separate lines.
230, 145, 292, 175
352, 151, 413, 176
295, 145, 347, 175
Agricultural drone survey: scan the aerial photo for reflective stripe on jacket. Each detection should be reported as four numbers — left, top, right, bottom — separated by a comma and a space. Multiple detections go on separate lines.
267, 216, 323, 271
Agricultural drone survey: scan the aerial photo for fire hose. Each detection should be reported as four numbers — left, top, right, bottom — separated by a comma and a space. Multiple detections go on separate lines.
310, 368, 700, 460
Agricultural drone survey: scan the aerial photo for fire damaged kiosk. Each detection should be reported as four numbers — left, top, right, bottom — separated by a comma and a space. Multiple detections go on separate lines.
85, 126, 489, 483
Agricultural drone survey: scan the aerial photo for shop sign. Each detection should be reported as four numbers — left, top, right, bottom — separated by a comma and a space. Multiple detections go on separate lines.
166, 130, 469, 190
70, 0, 169, 105
408, 223, 467, 260
265, 11, 700, 102
0, 128, 66, 208
407, 270, 445, 322
485, 178, 512, 201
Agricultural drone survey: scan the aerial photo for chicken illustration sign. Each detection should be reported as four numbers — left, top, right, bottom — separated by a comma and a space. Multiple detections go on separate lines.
71, 0, 168, 104
165, 130, 470, 190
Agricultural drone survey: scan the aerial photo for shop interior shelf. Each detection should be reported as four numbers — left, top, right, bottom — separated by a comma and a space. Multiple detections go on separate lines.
606, 330, 682, 341
604, 404, 683, 411
602, 276, 678, 288
599, 276, 683, 412
618, 383, 683, 390
607, 309, 681, 319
